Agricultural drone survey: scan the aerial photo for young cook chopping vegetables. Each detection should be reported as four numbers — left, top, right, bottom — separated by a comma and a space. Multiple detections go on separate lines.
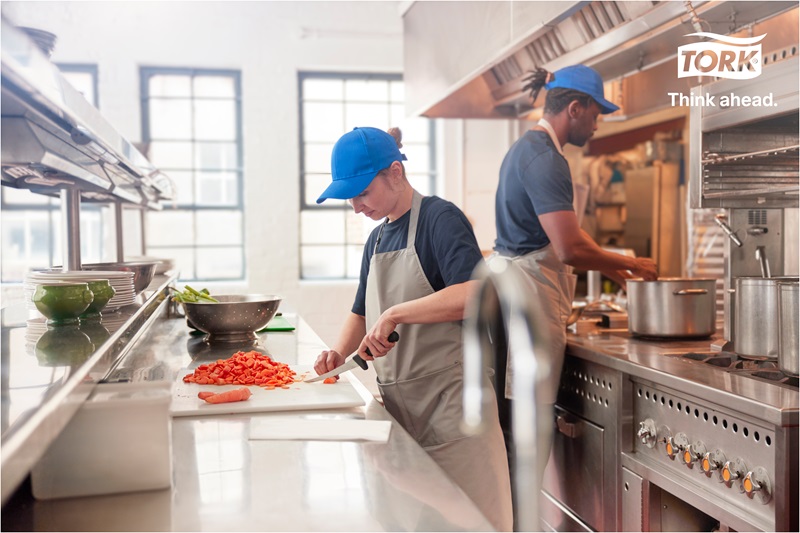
492, 65, 658, 425
313, 126, 512, 531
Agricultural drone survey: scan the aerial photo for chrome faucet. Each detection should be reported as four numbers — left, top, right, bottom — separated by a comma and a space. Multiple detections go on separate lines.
714, 213, 743, 247
462, 259, 553, 532
755, 246, 771, 278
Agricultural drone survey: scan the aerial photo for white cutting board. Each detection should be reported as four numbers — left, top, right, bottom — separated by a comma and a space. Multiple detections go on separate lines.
170, 365, 365, 417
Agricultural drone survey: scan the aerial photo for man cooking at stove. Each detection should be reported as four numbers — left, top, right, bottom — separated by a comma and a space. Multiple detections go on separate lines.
492, 64, 659, 415
314, 126, 512, 531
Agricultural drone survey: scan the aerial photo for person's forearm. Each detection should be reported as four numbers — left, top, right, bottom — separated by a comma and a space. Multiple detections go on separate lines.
383, 280, 480, 325
332, 312, 367, 355
562, 230, 637, 272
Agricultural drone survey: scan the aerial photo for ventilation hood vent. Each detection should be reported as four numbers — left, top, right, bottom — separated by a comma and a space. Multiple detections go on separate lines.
403, 1, 797, 119
490, 2, 629, 88
0, 18, 173, 207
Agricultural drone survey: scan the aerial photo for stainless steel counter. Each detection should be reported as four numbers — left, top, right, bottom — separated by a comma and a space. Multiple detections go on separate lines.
1, 273, 176, 505
2, 312, 494, 532
565, 326, 798, 426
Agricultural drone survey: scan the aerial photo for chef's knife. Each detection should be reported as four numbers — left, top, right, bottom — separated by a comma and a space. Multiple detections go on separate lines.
306, 331, 399, 383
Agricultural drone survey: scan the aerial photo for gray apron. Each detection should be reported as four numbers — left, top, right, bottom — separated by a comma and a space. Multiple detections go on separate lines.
489, 246, 576, 403
366, 191, 513, 532
495, 120, 577, 403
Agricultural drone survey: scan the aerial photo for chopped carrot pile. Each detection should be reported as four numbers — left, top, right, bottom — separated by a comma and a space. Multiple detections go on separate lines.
183, 350, 297, 389
323, 377, 337, 384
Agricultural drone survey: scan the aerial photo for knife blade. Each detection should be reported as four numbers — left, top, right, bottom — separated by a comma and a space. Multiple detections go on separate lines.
306, 331, 399, 383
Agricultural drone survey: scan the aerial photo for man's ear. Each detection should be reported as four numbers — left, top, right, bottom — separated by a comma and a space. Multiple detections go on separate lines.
567, 100, 584, 119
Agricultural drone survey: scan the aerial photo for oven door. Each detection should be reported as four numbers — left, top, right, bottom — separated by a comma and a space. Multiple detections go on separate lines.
541, 405, 605, 531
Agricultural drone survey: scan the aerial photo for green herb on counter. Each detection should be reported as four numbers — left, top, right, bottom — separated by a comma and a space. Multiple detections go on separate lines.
170, 285, 219, 303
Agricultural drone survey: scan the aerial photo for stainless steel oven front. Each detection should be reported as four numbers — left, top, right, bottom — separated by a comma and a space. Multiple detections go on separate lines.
622, 371, 798, 532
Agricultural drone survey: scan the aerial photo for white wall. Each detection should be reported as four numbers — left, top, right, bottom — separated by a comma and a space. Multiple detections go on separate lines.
0, 1, 402, 345
1, 1, 515, 345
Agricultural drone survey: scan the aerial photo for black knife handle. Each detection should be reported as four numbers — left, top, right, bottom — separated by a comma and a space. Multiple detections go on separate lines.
358, 331, 400, 369
353, 354, 369, 370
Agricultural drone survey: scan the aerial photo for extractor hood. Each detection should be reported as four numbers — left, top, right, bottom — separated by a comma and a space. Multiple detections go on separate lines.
0, 18, 173, 208
403, 1, 798, 119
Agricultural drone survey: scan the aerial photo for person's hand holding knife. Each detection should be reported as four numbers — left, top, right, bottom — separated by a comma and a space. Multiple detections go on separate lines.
311, 315, 399, 382
359, 313, 399, 360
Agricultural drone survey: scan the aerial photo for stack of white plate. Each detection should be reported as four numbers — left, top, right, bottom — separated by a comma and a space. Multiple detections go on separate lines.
24, 270, 137, 312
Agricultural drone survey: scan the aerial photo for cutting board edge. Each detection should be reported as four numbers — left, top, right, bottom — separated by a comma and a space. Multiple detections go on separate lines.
169, 397, 365, 418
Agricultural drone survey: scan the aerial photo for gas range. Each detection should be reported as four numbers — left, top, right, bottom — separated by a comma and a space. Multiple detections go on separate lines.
673, 351, 799, 389
630, 349, 798, 531
563, 327, 798, 530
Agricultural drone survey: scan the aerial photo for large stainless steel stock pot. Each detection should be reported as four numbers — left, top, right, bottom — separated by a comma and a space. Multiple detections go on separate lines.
735, 276, 798, 359
627, 278, 716, 338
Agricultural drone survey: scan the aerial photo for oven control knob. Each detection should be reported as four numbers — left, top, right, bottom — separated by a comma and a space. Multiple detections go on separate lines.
637, 419, 657, 448
743, 467, 772, 504
665, 432, 688, 460
701, 449, 727, 479
682, 441, 707, 467
722, 458, 747, 491
664, 437, 677, 458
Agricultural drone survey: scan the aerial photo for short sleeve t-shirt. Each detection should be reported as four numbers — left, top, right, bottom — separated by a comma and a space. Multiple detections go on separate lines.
351, 196, 483, 316
494, 130, 574, 256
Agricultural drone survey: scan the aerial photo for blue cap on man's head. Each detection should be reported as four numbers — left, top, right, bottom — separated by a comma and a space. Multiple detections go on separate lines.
316, 127, 407, 204
544, 65, 620, 114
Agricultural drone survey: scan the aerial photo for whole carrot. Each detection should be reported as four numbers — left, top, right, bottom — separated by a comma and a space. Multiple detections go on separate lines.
203, 387, 252, 404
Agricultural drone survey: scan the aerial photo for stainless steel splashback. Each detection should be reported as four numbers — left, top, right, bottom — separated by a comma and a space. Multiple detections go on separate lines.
720, 209, 796, 341
0, 18, 172, 207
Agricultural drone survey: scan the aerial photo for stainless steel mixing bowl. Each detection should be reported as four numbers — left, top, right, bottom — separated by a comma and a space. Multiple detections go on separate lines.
182, 294, 282, 342
82, 262, 158, 294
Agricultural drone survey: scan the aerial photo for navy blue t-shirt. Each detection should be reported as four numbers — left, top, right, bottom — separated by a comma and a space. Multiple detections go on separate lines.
351, 196, 482, 316
494, 130, 574, 256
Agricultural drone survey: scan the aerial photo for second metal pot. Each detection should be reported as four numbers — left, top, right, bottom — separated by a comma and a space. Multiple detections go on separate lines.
734, 276, 799, 359
627, 278, 717, 338
778, 280, 799, 376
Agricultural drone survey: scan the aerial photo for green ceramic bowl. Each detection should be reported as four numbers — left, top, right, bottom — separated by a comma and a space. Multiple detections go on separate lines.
34, 326, 94, 367
82, 279, 116, 317
32, 282, 94, 325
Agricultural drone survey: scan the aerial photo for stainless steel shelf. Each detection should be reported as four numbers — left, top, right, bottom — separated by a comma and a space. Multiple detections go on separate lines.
702, 144, 800, 165
0, 272, 178, 505
0, 20, 173, 208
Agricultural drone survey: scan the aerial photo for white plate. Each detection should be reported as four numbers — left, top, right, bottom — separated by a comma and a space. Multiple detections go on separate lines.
27, 274, 134, 282
27, 271, 134, 279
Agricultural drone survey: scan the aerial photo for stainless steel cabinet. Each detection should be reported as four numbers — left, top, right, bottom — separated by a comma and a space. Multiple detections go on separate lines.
540, 355, 624, 532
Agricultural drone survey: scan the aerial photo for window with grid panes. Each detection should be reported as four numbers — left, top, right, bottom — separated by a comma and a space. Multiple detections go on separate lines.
140, 68, 244, 281
1, 64, 105, 282
299, 73, 436, 280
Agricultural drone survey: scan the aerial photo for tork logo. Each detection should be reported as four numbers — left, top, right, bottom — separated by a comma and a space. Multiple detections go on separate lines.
678, 32, 766, 79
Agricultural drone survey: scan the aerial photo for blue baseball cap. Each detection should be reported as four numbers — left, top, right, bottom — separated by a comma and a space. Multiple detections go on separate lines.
316, 127, 407, 204
544, 65, 619, 114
